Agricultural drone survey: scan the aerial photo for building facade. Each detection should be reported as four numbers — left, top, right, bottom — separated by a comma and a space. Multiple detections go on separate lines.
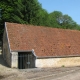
3, 22, 80, 69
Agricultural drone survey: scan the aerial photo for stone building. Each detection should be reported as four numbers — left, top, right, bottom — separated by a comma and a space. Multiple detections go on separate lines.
3, 22, 80, 69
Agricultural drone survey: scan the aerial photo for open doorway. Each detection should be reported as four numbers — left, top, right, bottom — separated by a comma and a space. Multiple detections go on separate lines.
18, 52, 35, 69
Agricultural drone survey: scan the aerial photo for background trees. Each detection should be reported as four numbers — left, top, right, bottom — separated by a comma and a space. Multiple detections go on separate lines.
48, 11, 80, 29
0, 0, 80, 40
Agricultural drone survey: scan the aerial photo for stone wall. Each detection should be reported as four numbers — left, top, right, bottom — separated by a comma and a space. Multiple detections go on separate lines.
36, 57, 80, 68
3, 29, 11, 67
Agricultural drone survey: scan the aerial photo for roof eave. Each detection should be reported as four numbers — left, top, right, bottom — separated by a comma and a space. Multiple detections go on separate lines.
37, 55, 80, 59
11, 49, 37, 58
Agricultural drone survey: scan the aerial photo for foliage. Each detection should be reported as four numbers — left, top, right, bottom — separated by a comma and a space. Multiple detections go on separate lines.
48, 11, 79, 29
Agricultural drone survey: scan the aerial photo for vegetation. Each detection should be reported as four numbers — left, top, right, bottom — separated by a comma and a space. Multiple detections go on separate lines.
0, 0, 80, 40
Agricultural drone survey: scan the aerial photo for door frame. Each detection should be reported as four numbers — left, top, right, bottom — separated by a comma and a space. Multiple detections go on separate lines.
18, 51, 36, 69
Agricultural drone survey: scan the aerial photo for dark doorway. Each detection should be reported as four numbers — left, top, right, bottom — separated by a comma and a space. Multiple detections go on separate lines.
18, 52, 35, 69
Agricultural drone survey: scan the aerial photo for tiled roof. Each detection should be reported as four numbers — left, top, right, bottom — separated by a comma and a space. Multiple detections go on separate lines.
6, 22, 80, 57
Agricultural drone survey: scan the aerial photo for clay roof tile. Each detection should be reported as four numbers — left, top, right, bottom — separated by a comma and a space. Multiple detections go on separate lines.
5, 22, 80, 57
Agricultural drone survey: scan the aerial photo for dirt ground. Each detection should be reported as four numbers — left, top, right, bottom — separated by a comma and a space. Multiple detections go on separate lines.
0, 51, 80, 80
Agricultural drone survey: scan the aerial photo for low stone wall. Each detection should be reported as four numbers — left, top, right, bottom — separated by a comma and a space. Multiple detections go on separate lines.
36, 57, 80, 68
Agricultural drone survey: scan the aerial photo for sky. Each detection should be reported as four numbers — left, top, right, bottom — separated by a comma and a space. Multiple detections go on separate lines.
38, 0, 80, 25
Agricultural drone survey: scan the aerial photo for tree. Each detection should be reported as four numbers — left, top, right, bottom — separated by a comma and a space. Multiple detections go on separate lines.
48, 11, 79, 29
0, 0, 42, 40
48, 11, 63, 28
61, 14, 78, 29
36, 8, 49, 26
